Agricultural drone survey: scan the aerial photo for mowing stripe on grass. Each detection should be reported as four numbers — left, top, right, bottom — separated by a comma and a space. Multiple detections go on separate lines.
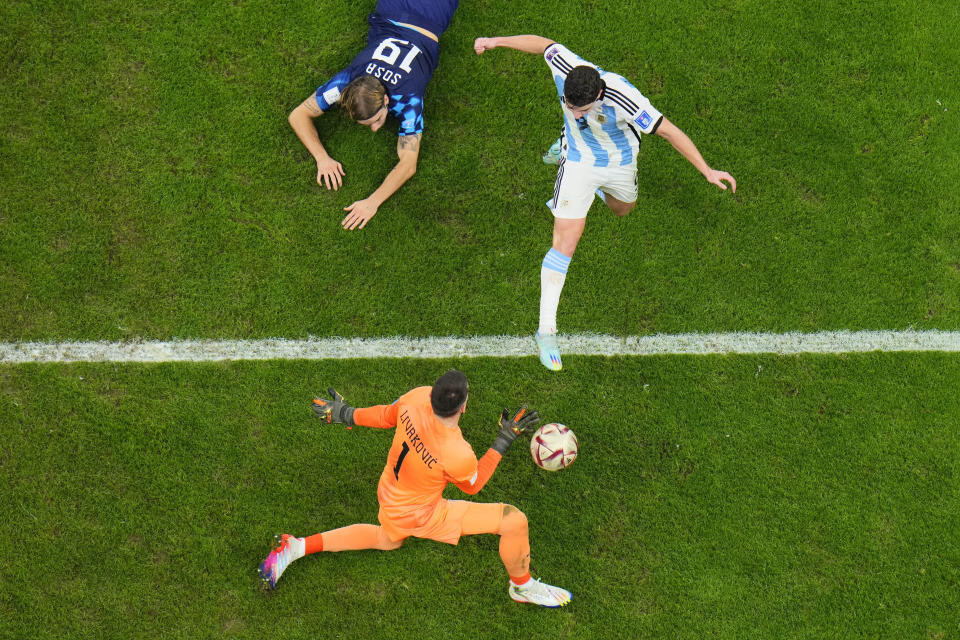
2, 330, 959, 363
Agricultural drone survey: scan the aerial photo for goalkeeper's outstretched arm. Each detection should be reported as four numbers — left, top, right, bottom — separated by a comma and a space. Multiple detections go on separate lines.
312, 389, 399, 429
452, 407, 540, 495
454, 450, 502, 495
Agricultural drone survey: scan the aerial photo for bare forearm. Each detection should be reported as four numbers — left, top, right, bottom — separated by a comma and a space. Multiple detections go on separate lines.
657, 118, 737, 192
288, 109, 331, 162
368, 134, 421, 206
481, 35, 553, 55
366, 158, 416, 206
672, 135, 710, 176
661, 124, 710, 177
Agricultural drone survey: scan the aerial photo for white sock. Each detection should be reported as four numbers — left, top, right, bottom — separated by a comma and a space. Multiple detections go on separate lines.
539, 248, 571, 335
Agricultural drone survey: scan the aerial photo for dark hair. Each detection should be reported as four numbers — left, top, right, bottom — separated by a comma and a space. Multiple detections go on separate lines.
431, 369, 469, 417
563, 66, 603, 107
341, 76, 387, 121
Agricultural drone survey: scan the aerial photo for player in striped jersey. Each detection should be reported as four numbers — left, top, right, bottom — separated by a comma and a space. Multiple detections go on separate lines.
474, 36, 736, 371
288, 1, 460, 230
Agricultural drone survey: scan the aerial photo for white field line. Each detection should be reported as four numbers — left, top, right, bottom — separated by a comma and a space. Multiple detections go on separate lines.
2, 330, 960, 364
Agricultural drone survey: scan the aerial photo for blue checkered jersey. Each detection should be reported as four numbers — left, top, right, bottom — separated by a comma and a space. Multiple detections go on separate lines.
543, 43, 664, 167
314, 13, 441, 136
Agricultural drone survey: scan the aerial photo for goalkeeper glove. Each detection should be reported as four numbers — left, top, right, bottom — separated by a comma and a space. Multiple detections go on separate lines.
312, 388, 356, 425
491, 405, 539, 454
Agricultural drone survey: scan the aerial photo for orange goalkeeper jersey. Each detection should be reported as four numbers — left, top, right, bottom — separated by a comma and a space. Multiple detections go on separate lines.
352, 386, 487, 536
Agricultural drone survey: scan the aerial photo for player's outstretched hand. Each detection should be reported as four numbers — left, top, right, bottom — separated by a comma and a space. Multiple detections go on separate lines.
342, 198, 378, 230
706, 169, 736, 193
491, 405, 540, 454
316, 156, 345, 190
473, 37, 496, 55
312, 388, 356, 425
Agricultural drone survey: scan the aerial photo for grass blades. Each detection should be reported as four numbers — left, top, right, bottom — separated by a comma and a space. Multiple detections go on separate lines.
2, 1, 960, 637
2, 1, 959, 341
2, 355, 958, 638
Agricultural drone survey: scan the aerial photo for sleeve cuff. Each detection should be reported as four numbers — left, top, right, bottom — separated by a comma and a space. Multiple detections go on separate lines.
650, 115, 664, 135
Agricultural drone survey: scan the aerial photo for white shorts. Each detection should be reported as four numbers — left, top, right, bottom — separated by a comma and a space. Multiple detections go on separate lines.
549, 159, 639, 220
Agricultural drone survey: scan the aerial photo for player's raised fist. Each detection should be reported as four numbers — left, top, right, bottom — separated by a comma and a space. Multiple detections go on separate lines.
474, 37, 496, 55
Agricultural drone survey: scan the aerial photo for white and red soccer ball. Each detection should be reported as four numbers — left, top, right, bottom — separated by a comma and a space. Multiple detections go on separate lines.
529, 423, 578, 471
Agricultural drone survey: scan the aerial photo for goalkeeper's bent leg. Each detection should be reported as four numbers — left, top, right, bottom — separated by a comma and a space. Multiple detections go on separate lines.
458, 502, 531, 583
498, 505, 531, 582
305, 524, 402, 553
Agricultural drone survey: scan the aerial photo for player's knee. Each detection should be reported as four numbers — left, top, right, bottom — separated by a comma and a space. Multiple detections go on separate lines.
500, 505, 528, 535
552, 221, 585, 256
611, 201, 635, 217
552, 234, 581, 257
377, 529, 404, 551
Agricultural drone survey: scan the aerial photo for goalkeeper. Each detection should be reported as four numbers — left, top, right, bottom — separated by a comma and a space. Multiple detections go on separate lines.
258, 369, 572, 608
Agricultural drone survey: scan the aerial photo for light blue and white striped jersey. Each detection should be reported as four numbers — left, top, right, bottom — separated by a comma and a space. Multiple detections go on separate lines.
544, 43, 663, 168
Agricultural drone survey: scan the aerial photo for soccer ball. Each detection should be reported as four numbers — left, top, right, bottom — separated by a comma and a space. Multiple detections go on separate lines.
529, 423, 578, 471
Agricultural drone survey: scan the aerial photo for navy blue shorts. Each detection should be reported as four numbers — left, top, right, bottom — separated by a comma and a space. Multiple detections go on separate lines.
375, 0, 460, 37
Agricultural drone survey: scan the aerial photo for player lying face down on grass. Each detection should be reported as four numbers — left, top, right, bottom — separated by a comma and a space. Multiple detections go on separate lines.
474, 35, 737, 371
287, 0, 460, 230
257, 369, 573, 608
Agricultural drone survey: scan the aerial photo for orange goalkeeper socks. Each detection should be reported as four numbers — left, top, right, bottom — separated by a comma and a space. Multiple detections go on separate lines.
304, 533, 324, 555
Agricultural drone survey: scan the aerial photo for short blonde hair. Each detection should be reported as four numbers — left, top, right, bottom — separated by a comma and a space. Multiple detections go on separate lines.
341, 76, 386, 121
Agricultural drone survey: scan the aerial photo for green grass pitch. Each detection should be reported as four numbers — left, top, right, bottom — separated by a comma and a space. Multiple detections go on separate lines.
2, 0, 960, 637
3, 357, 959, 638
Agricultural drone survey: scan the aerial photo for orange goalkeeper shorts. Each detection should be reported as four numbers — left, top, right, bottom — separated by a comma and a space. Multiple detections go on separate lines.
378, 500, 504, 545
